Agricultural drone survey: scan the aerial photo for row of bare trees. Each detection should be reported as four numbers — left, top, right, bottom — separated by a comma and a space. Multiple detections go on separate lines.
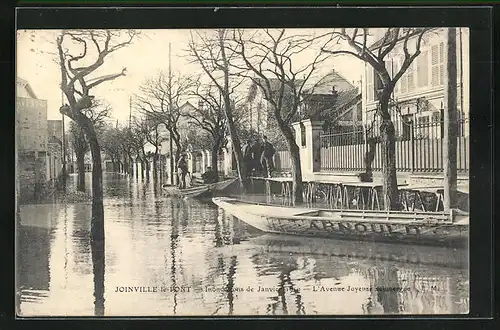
56, 27, 430, 239
187, 28, 430, 209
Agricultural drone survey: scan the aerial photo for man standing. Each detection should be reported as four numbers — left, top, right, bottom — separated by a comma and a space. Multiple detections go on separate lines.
242, 139, 253, 177
177, 154, 189, 189
260, 135, 276, 178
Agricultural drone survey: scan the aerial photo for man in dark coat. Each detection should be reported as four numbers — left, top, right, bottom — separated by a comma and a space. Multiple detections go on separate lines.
177, 154, 189, 189
242, 139, 253, 176
260, 135, 276, 178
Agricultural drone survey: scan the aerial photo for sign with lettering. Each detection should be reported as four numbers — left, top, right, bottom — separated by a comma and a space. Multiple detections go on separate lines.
264, 217, 467, 244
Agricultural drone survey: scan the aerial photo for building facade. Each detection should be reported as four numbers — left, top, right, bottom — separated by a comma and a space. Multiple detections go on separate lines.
362, 28, 469, 138
315, 28, 469, 177
16, 78, 49, 203
46, 120, 63, 183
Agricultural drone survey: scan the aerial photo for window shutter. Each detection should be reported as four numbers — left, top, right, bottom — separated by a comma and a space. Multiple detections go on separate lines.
407, 61, 415, 91
417, 50, 429, 87
439, 42, 445, 85
431, 44, 439, 86
366, 65, 374, 101
393, 58, 401, 93
401, 68, 408, 93
385, 60, 393, 79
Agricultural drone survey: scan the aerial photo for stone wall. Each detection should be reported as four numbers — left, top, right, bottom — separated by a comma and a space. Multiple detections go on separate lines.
18, 151, 47, 204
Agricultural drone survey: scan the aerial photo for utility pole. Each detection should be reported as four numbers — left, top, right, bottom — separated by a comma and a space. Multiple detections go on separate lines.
168, 42, 175, 185
61, 89, 67, 190
129, 95, 132, 129
443, 27, 458, 211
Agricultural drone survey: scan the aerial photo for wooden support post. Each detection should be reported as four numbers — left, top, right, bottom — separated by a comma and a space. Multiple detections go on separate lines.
443, 27, 458, 211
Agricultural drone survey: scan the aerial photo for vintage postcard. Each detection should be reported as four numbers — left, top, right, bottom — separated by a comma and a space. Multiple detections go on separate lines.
15, 23, 470, 316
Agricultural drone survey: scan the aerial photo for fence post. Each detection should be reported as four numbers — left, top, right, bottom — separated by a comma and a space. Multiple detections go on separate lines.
410, 122, 415, 173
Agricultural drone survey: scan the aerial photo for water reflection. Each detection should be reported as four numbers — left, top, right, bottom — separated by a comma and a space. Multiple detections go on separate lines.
17, 173, 469, 316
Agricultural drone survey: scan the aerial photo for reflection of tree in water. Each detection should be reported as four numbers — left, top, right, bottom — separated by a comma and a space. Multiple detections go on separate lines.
375, 266, 400, 313
71, 204, 92, 275
250, 254, 305, 315
397, 269, 459, 314
214, 208, 235, 247
91, 240, 105, 316
180, 198, 189, 229
360, 266, 465, 314
170, 199, 180, 315
214, 208, 224, 247
226, 256, 237, 315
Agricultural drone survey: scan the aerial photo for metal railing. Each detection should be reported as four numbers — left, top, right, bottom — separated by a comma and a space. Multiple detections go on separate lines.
319, 115, 469, 173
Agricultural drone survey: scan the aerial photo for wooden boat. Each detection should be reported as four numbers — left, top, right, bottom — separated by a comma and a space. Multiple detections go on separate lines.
212, 197, 469, 248
163, 178, 238, 198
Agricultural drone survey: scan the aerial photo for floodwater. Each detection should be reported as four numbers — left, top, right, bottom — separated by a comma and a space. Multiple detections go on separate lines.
16, 173, 469, 317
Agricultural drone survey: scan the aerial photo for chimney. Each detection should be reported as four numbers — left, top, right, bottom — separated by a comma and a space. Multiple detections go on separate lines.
331, 85, 338, 97
198, 100, 203, 110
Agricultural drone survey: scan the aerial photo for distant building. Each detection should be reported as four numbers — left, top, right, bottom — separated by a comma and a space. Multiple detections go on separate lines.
46, 120, 63, 182
301, 70, 362, 133
16, 77, 49, 203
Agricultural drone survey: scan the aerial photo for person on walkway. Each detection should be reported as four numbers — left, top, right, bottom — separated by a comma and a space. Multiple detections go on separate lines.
242, 139, 253, 177
177, 154, 189, 189
260, 135, 276, 178
202, 166, 218, 184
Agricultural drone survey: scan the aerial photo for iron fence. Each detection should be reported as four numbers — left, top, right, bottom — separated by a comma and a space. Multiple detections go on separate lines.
319, 115, 469, 173
274, 150, 292, 171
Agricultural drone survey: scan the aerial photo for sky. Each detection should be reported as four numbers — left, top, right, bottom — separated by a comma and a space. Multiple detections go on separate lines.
16, 29, 366, 124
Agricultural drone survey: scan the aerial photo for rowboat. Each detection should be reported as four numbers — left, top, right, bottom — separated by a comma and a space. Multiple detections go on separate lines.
212, 197, 469, 248
163, 178, 238, 198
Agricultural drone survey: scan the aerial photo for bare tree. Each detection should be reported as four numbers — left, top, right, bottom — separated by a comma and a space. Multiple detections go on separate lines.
57, 29, 138, 242
321, 28, 428, 210
135, 71, 194, 168
184, 84, 227, 177
69, 99, 111, 192
230, 29, 330, 204
144, 115, 165, 185
188, 29, 248, 188
128, 117, 149, 180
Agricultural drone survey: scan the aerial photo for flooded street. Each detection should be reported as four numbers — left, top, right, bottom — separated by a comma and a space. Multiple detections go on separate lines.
17, 173, 469, 317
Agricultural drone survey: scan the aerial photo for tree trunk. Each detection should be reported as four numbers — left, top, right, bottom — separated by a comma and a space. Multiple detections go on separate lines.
140, 160, 145, 180
282, 124, 303, 204
76, 150, 86, 192
211, 144, 220, 180
145, 160, 150, 182
84, 124, 105, 242
152, 152, 158, 185
223, 97, 247, 189
379, 98, 400, 210
123, 157, 128, 175
91, 239, 105, 316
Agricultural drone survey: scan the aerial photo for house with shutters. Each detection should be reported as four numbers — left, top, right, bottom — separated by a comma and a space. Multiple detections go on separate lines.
359, 27, 470, 175
362, 28, 469, 139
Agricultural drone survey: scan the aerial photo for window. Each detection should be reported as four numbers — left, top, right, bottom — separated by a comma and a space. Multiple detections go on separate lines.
385, 59, 393, 79
300, 122, 306, 147
393, 58, 401, 94
407, 61, 415, 91
431, 42, 445, 87
417, 50, 429, 87
400, 63, 408, 94
366, 65, 374, 102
